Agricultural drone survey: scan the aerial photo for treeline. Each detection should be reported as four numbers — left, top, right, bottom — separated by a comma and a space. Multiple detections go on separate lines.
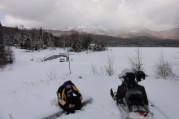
90, 34, 179, 47
53, 31, 105, 52
1, 23, 179, 68
2, 25, 105, 52
3, 26, 56, 50
2, 25, 179, 50
0, 24, 107, 68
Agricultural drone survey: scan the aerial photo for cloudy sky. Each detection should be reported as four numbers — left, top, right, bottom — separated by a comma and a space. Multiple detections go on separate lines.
0, 0, 179, 31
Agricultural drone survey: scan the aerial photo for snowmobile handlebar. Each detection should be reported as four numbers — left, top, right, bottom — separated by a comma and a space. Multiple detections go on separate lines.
118, 70, 147, 82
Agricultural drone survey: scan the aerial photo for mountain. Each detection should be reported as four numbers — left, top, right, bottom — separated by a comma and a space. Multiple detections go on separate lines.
48, 25, 117, 37
48, 26, 179, 40
156, 28, 179, 40
117, 28, 179, 40
73, 25, 116, 36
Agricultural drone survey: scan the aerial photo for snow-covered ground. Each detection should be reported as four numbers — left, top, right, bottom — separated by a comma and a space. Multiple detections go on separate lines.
0, 47, 179, 119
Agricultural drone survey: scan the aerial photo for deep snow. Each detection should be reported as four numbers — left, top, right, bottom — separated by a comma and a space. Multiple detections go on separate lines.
0, 47, 179, 119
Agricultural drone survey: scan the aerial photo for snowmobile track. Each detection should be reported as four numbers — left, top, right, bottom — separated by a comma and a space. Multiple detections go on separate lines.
149, 100, 169, 119
42, 98, 93, 119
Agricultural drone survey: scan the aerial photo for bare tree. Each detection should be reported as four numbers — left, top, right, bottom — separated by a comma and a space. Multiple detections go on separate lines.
91, 64, 99, 75
68, 51, 71, 74
104, 55, 114, 76
46, 71, 57, 80
129, 48, 143, 72
4, 46, 14, 64
9, 113, 14, 119
154, 52, 175, 79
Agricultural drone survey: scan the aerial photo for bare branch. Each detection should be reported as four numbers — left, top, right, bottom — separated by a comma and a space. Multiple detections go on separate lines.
154, 52, 175, 79
104, 55, 114, 76
129, 48, 143, 72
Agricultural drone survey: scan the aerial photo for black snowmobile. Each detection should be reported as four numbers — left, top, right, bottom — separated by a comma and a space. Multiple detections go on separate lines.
110, 69, 155, 119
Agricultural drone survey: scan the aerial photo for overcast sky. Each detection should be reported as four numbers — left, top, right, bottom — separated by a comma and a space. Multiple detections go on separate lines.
0, 0, 179, 31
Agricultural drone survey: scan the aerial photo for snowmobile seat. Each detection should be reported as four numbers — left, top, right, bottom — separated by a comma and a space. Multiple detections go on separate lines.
125, 89, 145, 106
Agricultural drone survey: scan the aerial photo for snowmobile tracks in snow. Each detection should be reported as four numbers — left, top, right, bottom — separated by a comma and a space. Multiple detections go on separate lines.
149, 100, 170, 119
42, 111, 65, 119
42, 98, 93, 119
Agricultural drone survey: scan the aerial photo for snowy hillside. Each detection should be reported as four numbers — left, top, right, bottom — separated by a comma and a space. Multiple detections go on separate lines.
0, 47, 179, 119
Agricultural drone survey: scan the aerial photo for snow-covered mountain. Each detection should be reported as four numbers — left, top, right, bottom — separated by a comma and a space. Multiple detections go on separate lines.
49, 26, 179, 40
117, 28, 179, 40
48, 25, 117, 37
73, 25, 117, 36
74, 25, 179, 40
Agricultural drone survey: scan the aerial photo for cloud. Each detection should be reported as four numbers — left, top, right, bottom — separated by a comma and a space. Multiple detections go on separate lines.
0, 0, 178, 31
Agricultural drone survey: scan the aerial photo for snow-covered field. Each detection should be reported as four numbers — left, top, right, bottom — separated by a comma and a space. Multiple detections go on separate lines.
0, 47, 179, 119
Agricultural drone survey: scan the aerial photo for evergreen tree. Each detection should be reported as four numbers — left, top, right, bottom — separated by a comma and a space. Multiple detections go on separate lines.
0, 22, 6, 68
0, 22, 14, 68
0, 22, 3, 47
24, 38, 31, 50
93, 41, 105, 51
82, 34, 92, 50
70, 31, 82, 52
72, 39, 82, 52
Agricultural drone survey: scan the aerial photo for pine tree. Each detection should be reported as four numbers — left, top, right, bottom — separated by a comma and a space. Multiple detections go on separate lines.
72, 39, 81, 52
0, 22, 6, 68
0, 22, 3, 46
82, 34, 92, 50
70, 31, 82, 52
0, 22, 14, 68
